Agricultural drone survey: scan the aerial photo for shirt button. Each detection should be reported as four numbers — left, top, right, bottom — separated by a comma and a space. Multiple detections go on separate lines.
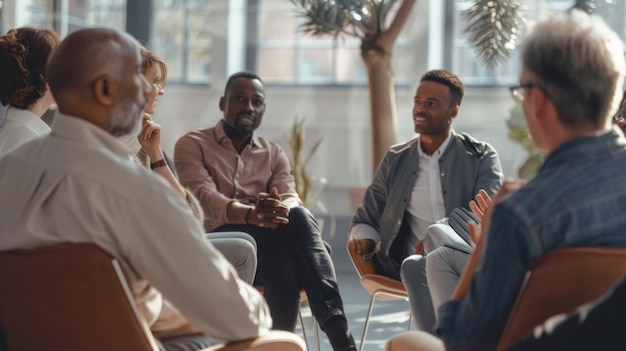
441, 173, 445, 176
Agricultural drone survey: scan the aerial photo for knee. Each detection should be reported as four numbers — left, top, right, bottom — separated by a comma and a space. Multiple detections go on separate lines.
286, 206, 323, 238
386, 331, 445, 351
235, 238, 257, 260
424, 223, 455, 253
400, 255, 426, 282
230, 231, 257, 251
425, 247, 452, 276
288, 206, 313, 222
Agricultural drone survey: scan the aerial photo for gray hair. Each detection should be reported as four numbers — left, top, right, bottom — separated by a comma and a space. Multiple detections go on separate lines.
521, 9, 625, 130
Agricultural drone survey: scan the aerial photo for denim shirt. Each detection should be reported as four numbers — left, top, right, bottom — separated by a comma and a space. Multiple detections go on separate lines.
436, 128, 626, 351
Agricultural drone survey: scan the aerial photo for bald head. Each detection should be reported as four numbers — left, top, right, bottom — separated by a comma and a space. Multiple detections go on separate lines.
47, 28, 137, 103
46, 28, 150, 135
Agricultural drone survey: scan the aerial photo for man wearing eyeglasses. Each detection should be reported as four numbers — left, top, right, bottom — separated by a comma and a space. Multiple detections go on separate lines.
349, 69, 503, 331
385, 9, 626, 351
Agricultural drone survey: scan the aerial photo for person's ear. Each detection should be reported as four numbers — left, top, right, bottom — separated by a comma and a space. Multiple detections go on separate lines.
92, 76, 116, 106
219, 97, 226, 112
533, 86, 549, 118
448, 105, 459, 124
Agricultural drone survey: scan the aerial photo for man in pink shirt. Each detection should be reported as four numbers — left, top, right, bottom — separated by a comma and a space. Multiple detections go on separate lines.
175, 71, 356, 351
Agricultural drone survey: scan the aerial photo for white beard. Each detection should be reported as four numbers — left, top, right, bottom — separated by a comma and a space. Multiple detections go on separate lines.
110, 96, 144, 137
111, 95, 145, 154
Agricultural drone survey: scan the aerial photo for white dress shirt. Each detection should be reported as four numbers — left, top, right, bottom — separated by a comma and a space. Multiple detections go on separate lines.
0, 106, 51, 157
0, 112, 271, 340
405, 134, 451, 255
350, 134, 451, 251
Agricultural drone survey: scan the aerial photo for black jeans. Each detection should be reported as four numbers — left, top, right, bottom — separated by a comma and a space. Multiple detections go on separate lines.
213, 206, 346, 331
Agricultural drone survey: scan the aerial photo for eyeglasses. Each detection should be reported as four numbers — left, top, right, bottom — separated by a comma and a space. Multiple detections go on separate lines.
153, 83, 163, 91
614, 111, 625, 124
509, 83, 536, 102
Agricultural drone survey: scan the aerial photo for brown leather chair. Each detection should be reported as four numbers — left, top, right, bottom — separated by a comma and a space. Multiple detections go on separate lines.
347, 239, 412, 351
497, 246, 626, 350
0, 243, 306, 351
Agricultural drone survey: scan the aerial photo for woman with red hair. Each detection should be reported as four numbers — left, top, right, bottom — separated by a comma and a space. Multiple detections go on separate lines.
0, 27, 61, 156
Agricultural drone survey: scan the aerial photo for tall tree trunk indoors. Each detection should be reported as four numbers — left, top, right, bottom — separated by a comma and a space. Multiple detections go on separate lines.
292, 0, 416, 173
292, 0, 606, 175
362, 0, 415, 171
364, 49, 397, 172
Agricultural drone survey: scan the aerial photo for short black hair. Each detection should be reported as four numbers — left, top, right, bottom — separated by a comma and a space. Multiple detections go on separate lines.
224, 71, 263, 96
420, 69, 465, 106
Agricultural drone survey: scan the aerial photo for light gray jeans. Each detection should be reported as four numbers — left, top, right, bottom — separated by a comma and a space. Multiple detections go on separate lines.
205, 232, 257, 284
400, 222, 472, 332
426, 234, 472, 318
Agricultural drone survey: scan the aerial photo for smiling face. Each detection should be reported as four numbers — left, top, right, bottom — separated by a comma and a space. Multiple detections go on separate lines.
219, 77, 266, 136
412, 81, 456, 136
143, 63, 164, 115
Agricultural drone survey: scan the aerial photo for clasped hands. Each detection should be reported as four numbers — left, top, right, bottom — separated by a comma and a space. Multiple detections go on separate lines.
247, 187, 290, 229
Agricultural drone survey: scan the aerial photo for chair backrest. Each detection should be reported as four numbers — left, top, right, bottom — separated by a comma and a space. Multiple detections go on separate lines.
0, 243, 159, 351
347, 239, 377, 278
497, 246, 626, 350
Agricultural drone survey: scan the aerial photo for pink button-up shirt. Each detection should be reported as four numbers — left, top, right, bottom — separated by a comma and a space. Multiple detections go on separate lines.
175, 120, 301, 232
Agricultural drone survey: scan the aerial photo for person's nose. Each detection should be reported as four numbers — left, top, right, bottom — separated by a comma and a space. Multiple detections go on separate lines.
241, 99, 253, 112
413, 102, 425, 115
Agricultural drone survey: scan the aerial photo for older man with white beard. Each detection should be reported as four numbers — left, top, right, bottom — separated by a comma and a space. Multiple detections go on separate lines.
0, 27, 277, 346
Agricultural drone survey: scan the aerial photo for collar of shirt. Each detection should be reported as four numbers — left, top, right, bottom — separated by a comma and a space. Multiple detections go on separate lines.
213, 119, 264, 150
416, 131, 453, 158
4, 106, 50, 135
50, 111, 131, 159
539, 128, 621, 174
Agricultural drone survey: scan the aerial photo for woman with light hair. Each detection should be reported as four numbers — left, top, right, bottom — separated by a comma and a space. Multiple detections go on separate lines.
117, 45, 259, 286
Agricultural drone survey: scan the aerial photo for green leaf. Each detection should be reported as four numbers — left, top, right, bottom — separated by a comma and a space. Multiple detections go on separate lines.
463, 0, 525, 68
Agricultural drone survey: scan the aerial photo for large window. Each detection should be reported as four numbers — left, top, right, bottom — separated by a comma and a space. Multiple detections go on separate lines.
448, 0, 626, 86
8, 0, 213, 85
447, 0, 574, 86
251, 0, 412, 86
151, 0, 213, 84
16, 0, 126, 34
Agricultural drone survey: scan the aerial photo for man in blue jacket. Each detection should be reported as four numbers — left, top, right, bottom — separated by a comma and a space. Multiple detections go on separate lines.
349, 69, 503, 331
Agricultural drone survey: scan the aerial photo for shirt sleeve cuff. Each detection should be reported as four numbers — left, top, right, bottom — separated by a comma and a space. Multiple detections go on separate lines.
349, 223, 380, 242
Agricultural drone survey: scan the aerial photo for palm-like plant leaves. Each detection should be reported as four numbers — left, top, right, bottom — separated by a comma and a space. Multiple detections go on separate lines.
290, 0, 397, 42
463, 0, 524, 68
284, 117, 328, 208
284, 116, 335, 236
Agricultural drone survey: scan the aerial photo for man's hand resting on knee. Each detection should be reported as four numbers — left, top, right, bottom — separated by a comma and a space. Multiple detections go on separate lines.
354, 239, 378, 260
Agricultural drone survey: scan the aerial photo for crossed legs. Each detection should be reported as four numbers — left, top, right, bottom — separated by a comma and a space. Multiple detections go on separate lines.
400, 223, 472, 332
214, 206, 356, 351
